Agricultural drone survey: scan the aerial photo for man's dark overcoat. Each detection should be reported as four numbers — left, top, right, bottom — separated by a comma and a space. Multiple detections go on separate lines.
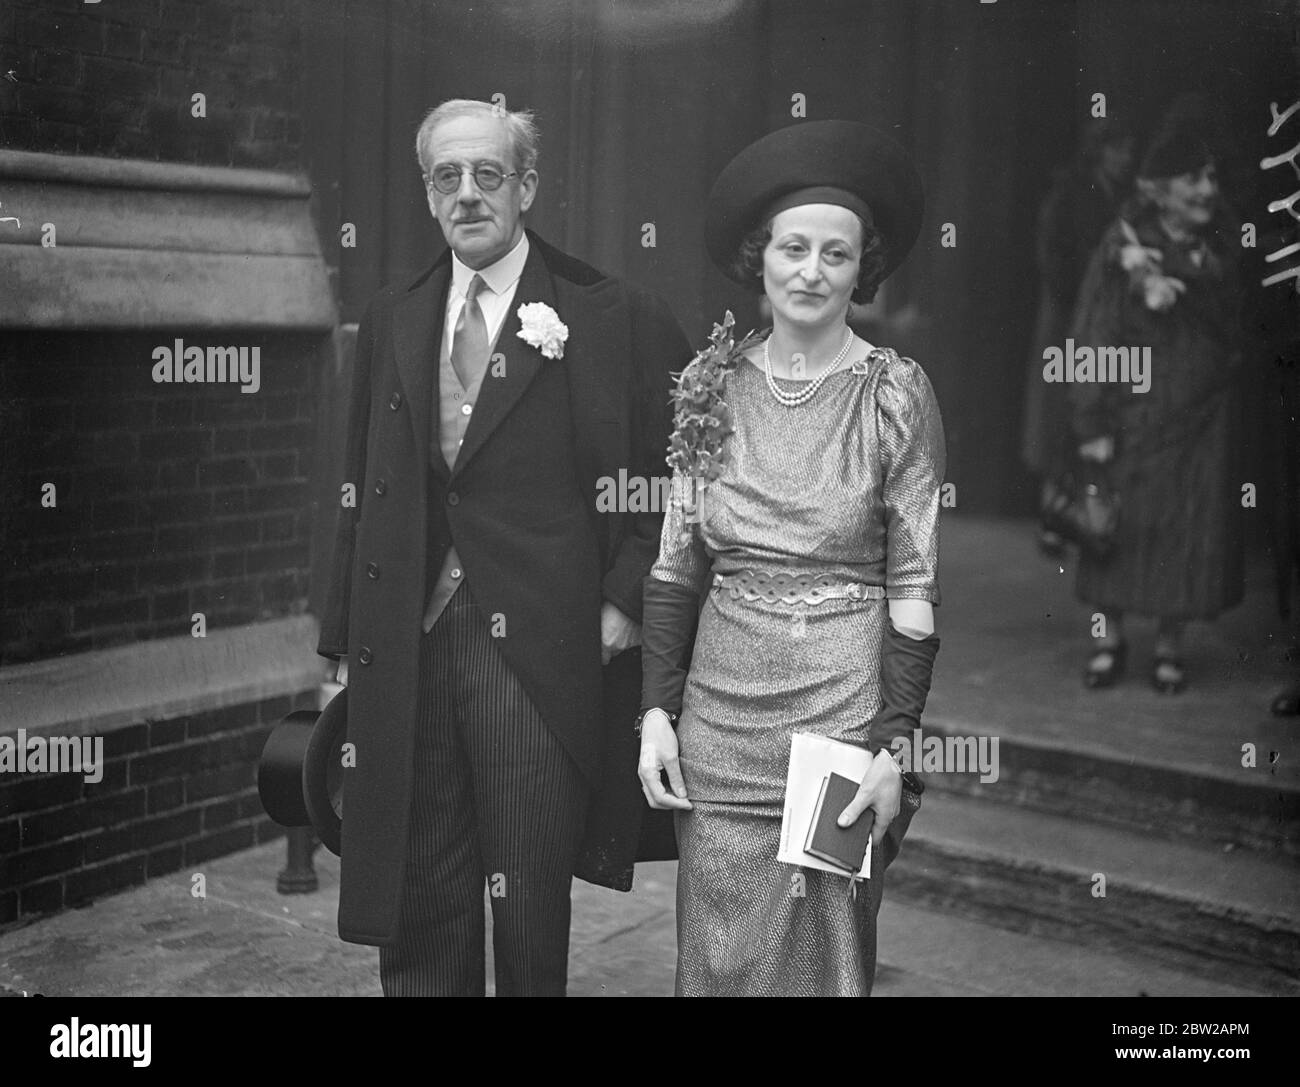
317, 230, 688, 946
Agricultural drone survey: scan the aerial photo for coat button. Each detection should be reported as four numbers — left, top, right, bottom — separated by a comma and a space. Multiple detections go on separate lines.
374, 478, 387, 496
366, 562, 380, 580
389, 392, 402, 410
446, 491, 459, 506
358, 646, 373, 665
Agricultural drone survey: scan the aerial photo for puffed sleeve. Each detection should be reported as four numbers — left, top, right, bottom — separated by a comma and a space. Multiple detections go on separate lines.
876, 354, 946, 605
648, 471, 712, 596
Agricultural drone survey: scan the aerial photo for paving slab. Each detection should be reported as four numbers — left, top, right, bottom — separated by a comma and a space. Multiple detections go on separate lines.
0, 841, 1271, 998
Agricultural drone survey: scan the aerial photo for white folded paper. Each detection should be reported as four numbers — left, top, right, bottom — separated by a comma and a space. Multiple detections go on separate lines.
777, 731, 873, 878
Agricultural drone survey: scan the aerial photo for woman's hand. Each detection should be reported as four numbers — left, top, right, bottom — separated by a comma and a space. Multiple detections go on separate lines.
638, 709, 693, 811
1078, 435, 1114, 463
836, 750, 901, 842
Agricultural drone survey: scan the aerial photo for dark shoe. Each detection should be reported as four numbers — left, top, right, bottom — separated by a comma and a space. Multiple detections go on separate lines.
1084, 642, 1126, 689
1151, 655, 1187, 695
1270, 683, 1300, 716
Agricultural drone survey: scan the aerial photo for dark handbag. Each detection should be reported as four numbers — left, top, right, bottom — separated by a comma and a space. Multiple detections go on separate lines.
1042, 461, 1121, 560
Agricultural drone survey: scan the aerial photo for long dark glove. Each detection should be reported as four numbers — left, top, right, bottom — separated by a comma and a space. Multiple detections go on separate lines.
866, 620, 940, 790
639, 576, 701, 718
866, 620, 939, 871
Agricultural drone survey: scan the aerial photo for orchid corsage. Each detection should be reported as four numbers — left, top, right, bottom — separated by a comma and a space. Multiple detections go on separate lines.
665, 311, 763, 538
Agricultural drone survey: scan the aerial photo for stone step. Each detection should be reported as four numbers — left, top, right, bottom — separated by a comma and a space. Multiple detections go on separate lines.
889, 790, 1300, 995
874, 898, 1273, 997
915, 716, 1298, 859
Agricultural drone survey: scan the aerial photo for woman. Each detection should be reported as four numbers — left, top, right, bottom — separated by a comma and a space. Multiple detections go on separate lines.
636, 121, 945, 996
1020, 119, 1135, 555
1070, 110, 1244, 694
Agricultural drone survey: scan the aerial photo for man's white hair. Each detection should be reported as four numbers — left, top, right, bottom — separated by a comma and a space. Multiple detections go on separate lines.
415, 99, 540, 176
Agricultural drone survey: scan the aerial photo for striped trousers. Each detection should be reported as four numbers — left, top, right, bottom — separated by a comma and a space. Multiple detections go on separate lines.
378, 582, 589, 996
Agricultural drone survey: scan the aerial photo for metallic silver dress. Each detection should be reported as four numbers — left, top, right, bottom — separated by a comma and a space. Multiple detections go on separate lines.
650, 345, 945, 996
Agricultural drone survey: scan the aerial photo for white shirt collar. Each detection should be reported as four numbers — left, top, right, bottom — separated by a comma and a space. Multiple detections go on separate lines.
450, 232, 529, 300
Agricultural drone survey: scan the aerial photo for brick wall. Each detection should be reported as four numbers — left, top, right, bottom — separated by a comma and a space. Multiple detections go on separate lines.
0, 1, 332, 922
0, 692, 317, 923
0, 0, 302, 169
0, 332, 316, 666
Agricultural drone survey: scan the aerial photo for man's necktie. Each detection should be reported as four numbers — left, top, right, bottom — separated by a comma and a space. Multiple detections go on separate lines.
450, 273, 489, 389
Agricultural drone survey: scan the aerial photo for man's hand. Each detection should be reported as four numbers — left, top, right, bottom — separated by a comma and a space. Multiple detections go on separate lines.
637, 709, 692, 811
836, 750, 902, 842
600, 602, 641, 665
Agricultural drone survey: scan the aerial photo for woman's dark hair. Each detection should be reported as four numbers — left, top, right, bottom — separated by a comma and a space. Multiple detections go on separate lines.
731, 214, 889, 304
1076, 116, 1134, 171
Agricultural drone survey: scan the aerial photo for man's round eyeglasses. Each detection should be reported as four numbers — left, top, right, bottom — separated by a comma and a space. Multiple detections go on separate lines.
426, 165, 519, 194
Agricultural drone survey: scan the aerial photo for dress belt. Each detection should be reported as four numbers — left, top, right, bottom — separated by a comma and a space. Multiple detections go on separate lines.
712, 570, 885, 606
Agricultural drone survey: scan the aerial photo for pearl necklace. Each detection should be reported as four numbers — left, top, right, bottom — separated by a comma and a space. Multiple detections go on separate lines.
763, 329, 854, 407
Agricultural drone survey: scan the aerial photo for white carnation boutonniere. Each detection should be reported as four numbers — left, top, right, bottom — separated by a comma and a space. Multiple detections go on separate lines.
516, 302, 569, 359
1118, 219, 1187, 313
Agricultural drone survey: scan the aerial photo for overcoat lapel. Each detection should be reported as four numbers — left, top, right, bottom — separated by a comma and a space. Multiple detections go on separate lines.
391, 263, 452, 485
560, 275, 630, 537
563, 276, 627, 422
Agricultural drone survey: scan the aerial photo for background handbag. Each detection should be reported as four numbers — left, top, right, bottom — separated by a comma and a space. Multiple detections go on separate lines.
1041, 459, 1121, 560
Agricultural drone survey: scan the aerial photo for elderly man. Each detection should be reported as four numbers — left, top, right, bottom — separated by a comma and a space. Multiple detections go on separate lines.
317, 99, 689, 995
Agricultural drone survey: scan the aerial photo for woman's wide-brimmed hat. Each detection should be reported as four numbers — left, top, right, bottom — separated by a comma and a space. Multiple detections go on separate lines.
705, 119, 924, 287
258, 687, 347, 856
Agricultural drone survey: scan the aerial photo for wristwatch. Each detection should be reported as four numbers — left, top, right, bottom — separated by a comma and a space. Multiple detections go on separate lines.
634, 708, 678, 736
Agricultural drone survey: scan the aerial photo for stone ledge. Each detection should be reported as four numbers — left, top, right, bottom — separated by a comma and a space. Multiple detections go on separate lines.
3, 246, 335, 331
0, 616, 328, 739
0, 150, 312, 197
0, 150, 336, 331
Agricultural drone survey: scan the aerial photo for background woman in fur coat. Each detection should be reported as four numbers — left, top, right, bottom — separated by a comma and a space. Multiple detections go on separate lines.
1069, 110, 1244, 694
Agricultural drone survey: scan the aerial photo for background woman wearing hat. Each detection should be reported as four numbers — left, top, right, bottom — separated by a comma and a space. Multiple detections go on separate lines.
1021, 118, 1136, 556
635, 121, 945, 996
1069, 106, 1244, 695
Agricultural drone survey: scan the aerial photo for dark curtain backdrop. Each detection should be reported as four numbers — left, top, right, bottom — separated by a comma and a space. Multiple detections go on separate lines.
299, 0, 1296, 516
